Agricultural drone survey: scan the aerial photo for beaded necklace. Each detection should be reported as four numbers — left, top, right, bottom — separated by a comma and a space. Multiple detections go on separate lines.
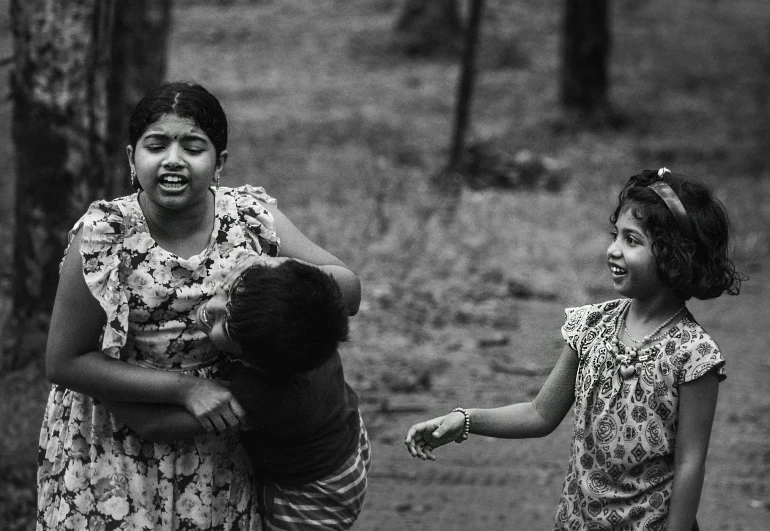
610, 300, 686, 379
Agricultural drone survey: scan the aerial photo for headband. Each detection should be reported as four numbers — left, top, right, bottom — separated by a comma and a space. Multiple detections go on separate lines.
648, 168, 695, 240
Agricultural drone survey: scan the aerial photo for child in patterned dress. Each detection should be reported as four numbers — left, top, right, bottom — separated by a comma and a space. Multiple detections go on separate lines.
405, 168, 743, 531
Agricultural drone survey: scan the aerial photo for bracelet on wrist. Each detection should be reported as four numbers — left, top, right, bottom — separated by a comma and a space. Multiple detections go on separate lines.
452, 407, 470, 443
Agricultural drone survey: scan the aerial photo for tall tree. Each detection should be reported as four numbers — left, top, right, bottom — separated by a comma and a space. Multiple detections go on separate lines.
6, 0, 171, 369
561, 0, 610, 114
395, 0, 463, 57
107, 0, 173, 198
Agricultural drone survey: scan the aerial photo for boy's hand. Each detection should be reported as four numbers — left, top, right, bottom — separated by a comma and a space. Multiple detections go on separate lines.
405, 411, 466, 461
181, 378, 249, 434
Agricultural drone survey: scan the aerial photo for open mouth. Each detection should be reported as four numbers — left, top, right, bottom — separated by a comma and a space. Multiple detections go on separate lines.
159, 173, 188, 190
196, 303, 210, 331
609, 264, 626, 276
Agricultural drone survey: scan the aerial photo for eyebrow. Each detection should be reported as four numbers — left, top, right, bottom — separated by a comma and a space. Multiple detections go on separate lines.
142, 132, 209, 142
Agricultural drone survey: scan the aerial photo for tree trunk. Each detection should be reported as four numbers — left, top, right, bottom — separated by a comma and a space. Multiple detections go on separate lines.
6, 0, 171, 369
107, 0, 172, 198
429, 0, 485, 219
10, 0, 116, 327
561, 0, 610, 113
395, 0, 463, 57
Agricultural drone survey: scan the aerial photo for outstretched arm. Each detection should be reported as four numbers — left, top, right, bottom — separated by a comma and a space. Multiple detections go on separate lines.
667, 369, 720, 531
254, 203, 361, 315
405, 343, 578, 460
46, 229, 247, 432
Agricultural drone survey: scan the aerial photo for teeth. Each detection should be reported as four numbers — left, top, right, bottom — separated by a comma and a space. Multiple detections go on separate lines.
161, 175, 185, 184
610, 265, 625, 274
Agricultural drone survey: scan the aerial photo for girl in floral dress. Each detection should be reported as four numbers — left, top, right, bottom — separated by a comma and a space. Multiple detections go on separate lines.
405, 168, 743, 531
38, 82, 361, 530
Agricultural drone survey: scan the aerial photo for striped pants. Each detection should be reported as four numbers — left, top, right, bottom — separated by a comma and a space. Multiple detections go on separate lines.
259, 415, 371, 530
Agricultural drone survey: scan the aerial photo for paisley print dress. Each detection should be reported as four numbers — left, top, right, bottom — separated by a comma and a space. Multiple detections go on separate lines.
37, 185, 279, 530
555, 299, 725, 531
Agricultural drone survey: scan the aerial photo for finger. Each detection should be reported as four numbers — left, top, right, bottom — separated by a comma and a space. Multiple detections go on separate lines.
424, 445, 437, 461
201, 417, 217, 433
230, 398, 249, 425
414, 440, 430, 460
220, 407, 241, 431
210, 414, 227, 434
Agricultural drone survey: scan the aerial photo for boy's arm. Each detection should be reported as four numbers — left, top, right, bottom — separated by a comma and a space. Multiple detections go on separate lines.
103, 401, 209, 443
667, 369, 720, 531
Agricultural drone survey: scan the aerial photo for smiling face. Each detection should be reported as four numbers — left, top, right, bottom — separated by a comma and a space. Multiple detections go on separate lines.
127, 113, 227, 211
607, 205, 671, 300
196, 256, 262, 354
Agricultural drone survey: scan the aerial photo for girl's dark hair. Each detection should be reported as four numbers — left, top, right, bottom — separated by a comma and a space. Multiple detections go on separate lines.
227, 261, 350, 376
128, 81, 228, 156
610, 169, 744, 300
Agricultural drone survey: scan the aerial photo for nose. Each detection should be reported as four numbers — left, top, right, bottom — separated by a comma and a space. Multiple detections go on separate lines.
607, 238, 620, 259
162, 142, 184, 169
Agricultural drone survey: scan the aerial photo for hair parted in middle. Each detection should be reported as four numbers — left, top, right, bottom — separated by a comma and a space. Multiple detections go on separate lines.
610, 169, 743, 300
226, 260, 349, 375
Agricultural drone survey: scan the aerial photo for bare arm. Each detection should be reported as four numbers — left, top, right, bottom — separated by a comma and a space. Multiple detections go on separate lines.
258, 203, 361, 316
46, 229, 247, 432
667, 369, 720, 531
406, 343, 578, 459
103, 401, 208, 443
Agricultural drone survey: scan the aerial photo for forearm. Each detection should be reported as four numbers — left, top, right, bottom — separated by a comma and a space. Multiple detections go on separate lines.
104, 400, 206, 443
667, 460, 705, 531
47, 349, 195, 405
316, 264, 361, 315
468, 402, 559, 439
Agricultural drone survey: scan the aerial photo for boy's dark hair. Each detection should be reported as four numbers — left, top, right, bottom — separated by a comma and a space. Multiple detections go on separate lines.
226, 260, 349, 375
610, 169, 744, 300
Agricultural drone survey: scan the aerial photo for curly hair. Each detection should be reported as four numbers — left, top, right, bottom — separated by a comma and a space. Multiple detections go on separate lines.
610, 169, 743, 300
226, 260, 349, 376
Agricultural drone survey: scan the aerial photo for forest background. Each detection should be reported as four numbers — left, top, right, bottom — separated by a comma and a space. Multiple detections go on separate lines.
1, 0, 769, 530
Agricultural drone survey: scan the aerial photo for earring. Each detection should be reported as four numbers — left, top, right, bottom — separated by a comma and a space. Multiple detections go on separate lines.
130, 168, 140, 190
215, 170, 221, 190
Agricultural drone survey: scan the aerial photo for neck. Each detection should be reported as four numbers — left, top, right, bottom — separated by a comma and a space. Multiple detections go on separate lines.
140, 190, 214, 241
627, 293, 685, 325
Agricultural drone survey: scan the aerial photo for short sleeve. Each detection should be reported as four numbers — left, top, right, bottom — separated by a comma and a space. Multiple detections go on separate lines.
673, 324, 726, 386
65, 200, 130, 359
561, 300, 623, 360
232, 184, 280, 257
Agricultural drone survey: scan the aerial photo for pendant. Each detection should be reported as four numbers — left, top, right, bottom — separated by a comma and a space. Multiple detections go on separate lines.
619, 364, 636, 379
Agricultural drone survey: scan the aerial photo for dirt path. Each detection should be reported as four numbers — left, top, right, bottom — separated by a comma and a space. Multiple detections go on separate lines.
354, 269, 770, 531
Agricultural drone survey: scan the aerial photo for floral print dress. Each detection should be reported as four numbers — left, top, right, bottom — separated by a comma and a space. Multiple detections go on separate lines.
37, 185, 279, 531
555, 299, 725, 531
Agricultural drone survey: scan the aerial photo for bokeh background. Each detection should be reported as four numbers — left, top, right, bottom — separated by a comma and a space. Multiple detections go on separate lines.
1, 1, 768, 529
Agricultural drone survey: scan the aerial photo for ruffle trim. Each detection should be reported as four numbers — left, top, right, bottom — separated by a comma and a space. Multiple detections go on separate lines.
232, 184, 281, 256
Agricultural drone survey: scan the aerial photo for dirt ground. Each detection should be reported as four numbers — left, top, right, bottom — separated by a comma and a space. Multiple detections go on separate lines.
351, 267, 770, 531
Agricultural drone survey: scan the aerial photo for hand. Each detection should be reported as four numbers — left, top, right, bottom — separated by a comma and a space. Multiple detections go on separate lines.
181, 378, 248, 434
404, 411, 465, 461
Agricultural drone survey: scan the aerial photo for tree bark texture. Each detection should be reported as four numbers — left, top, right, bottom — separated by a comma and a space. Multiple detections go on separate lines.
107, 0, 172, 198
561, 0, 610, 113
10, 0, 117, 324
395, 0, 463, 57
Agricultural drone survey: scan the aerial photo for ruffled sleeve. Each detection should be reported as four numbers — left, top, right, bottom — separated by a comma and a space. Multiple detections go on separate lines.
561, 299, 623, 360
63, 200, 130, 359
232, 184, 281, 257
672, 321, 726, 386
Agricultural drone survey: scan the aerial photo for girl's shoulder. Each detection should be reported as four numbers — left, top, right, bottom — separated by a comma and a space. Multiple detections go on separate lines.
563, 298, 626, 331
670, 312, 726, 382
561, 299, 626, 355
